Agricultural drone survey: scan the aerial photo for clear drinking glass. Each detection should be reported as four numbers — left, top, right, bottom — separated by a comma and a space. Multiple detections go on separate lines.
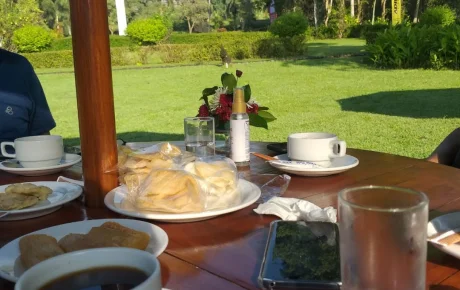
184, 117, 215, 157
338, 186, 429, 290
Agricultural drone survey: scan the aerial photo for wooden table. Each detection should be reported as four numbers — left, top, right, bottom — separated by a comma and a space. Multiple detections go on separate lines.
2, 143, 460, 290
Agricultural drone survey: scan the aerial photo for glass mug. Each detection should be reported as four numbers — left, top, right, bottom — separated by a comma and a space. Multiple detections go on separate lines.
339, 185, 428, 290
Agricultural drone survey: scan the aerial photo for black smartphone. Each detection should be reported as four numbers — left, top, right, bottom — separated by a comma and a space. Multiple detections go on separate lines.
267, 142, 287, 154
258, 221, 341, 290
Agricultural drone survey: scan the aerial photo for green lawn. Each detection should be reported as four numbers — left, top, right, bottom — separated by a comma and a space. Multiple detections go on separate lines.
38, 54, 460, 159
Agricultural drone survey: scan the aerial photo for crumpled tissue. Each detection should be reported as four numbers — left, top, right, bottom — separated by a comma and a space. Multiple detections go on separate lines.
253, 197, 337, 223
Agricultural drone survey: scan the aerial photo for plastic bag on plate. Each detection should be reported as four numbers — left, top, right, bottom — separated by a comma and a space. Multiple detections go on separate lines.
241, 173, 291, 203
117, 142, 183, 190
129, 169, 206, 213
184, 156, 241, 210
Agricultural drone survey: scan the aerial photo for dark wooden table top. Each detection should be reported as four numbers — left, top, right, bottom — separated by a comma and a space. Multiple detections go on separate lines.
1, 142, 460, 290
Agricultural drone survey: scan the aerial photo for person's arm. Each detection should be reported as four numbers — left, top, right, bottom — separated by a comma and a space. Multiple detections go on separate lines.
427, 128, 460, 166
26, 62, 56, 136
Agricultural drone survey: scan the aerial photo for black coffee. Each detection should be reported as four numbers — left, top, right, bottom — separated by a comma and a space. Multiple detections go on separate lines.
38, 266, 148, 290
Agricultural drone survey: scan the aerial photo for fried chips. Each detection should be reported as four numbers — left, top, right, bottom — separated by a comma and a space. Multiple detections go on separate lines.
0, 183, 52, 210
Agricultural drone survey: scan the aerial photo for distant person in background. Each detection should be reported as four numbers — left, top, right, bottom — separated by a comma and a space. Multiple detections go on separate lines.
427, 128, 460, 168
0, 48, 55, 143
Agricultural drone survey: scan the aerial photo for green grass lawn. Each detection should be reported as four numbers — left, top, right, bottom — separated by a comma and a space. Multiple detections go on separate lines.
37, 54, 460, 159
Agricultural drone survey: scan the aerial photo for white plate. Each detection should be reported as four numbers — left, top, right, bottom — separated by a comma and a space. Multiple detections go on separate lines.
269, 154, 359, 177
0, 154, 82, 176
0, 182, 82, 221
104, 179, 261, 223
428, 212, 460, 259
0, 218, 169, 283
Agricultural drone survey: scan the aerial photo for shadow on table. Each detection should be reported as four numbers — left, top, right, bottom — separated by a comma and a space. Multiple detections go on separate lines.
338, 88, 460, 118
430, 286, 460, 290
63, 131, 185, 146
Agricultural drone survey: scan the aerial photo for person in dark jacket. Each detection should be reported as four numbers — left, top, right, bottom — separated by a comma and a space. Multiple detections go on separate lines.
0, 48, 55, 143
427, 128, 460, 168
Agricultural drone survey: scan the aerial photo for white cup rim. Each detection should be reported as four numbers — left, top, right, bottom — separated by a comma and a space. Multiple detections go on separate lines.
288, 132, 337, 140
14, 135, 62, 143
15, 248, 161, 290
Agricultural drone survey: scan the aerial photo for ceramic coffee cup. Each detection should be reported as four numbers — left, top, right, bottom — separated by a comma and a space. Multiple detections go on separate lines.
0, 135, 63, 168
288, 133, 346, 167
15, 248, 162, 290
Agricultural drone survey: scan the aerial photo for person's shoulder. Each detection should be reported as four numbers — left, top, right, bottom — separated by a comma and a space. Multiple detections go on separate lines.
0, 48, 33, 69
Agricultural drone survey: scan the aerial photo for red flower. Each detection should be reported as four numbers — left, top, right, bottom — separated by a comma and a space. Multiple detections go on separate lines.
198, 104, 210, 117
216, 105, 232, 122
236, 70, 243, 78
219, 94, 233, 107
247, 103, 259, 114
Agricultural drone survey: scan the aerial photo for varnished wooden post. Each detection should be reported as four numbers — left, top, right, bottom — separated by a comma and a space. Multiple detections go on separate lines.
69, 0, 118, 207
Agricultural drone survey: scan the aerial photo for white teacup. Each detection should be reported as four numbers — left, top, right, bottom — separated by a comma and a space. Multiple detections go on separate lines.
0, 135, 63, 168
15, 248, 162, 290
288, 133, 347, 167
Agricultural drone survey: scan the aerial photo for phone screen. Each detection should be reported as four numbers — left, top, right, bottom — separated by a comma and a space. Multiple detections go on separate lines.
259, 221, 341, 289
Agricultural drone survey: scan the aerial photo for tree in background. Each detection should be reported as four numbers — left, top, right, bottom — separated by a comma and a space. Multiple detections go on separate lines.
0, 0, 44, 50
38, 0, 69, 36
177, 0, 209, 33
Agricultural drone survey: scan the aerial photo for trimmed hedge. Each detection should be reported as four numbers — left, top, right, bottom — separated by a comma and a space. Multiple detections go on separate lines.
23, 47, 146, 68
157, 38, 304, 63
23, 36, 307, 68
166, 31, 270, 44
46, 36, 136, 51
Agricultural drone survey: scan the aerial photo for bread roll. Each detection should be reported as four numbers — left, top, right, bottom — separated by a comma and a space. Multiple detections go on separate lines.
19, 234, 65, 269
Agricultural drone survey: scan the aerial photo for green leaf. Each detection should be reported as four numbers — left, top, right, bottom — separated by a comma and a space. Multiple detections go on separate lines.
249, 113, 268, 129
199, 86, 217, 107
258, 106, 269, 111
200, 96, 209, 107
202, 86, 218, 98
258, 111, 277, 122
243, 84, 251, 102
221, 73, 237, 93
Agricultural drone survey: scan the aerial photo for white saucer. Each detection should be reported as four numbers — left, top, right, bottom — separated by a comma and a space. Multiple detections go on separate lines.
0, 153, 81, 176
269, 154, 359, 177
428, 212, 460, 260
104, 179, 261, 223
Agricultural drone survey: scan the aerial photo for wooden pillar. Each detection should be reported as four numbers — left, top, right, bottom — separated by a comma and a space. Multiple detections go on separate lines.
69, 0, 118, 207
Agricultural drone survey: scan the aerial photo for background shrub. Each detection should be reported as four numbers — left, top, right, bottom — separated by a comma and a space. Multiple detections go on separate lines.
12, 25, 53, 53
420, 5, 456, 26
312, 25, 339, 39
269, 12, 308, 38
269, 12, 308, 54
367, 25, 460, 70
126, 17, 168, 45
362, 23, 389, 44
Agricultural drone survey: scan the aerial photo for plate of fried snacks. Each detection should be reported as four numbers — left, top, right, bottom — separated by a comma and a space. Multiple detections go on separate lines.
0, 182, 82, 221
0, 219, 168, 282
104, 143, 261, 222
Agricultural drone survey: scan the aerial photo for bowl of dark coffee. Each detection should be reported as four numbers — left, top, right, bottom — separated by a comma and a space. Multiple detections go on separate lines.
14, 248, 161, 290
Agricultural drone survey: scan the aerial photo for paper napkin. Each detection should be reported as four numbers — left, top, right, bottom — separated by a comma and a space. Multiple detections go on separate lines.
57, 176, 84, 187
254, 197, 337, 223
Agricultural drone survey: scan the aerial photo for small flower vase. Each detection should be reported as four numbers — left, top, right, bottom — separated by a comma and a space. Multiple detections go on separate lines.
215, 121, 230, 156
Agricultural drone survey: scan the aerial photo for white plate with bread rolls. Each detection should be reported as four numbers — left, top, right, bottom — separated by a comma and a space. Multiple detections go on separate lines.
0, 182, 83, 221
105, 179, 261, 223
0, 218, 168, 283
